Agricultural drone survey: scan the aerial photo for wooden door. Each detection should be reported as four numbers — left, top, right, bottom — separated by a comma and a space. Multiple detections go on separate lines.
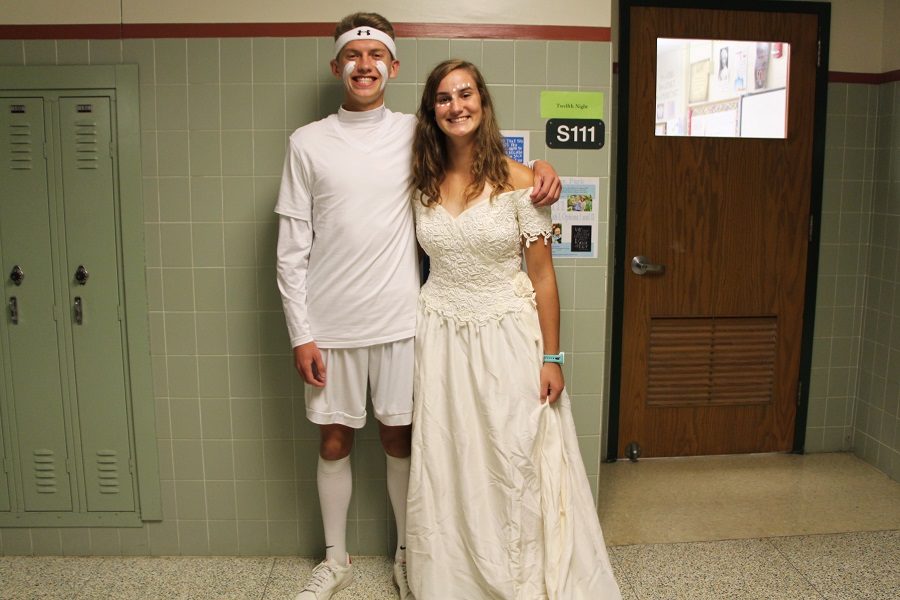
615, 3, 826, 457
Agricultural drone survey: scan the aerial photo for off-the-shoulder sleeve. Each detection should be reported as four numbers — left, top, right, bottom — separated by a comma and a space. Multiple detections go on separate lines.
514, 189, 553, 247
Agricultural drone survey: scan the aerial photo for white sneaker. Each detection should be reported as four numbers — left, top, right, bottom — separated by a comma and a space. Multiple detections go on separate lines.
393, 559, 415, 600
294, 557, 354, 600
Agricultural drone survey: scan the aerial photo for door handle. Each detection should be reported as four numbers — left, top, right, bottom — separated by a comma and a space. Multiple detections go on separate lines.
8, 296, 17, 324
74, 296, 83, 325
631, 255, 666, 275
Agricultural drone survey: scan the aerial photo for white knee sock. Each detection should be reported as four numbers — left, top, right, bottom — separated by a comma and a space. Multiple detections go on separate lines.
386, 454, 411, 561
317, 455, 352, 565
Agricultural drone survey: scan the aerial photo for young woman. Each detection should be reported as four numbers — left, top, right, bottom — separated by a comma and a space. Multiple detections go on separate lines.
405, 59, 621, 599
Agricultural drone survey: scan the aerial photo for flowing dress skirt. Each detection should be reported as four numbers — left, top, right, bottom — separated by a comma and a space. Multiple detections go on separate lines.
406, 306, 621, 600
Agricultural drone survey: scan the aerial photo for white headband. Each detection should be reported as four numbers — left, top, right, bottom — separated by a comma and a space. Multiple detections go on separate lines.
334, 27, 398, 59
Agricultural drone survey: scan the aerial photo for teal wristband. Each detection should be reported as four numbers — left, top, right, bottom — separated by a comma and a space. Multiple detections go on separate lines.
543, 352, 565, 364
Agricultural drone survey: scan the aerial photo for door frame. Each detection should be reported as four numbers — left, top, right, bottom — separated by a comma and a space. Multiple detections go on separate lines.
607, 0, 831, 460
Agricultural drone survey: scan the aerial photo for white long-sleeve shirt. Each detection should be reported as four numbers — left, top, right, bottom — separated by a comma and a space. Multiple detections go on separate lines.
274, 106, 418, 349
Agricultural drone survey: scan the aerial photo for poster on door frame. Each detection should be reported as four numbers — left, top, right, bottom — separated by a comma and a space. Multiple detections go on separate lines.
550, 176, 600, 259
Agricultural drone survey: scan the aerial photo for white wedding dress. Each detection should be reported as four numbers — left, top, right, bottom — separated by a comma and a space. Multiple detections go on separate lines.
406, 188, 621, 600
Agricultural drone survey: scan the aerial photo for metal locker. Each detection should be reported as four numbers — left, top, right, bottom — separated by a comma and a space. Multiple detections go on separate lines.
1, 65, 161, 527
0, 424, 9, 511
57, 96, 135, 512
0, 97, 74, 511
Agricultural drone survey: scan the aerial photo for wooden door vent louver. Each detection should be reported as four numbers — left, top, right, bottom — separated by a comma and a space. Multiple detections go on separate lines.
647, 317, 777, 407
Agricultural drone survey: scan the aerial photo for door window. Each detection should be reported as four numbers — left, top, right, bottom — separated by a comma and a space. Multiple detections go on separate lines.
655, 38, 790, 138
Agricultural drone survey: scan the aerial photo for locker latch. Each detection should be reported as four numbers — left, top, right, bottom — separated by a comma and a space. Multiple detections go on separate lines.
9, 264, 24, 286
74, 265, 89, 285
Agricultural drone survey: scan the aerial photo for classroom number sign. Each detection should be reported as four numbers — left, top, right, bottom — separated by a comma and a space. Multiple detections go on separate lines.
545, 119, 605, 149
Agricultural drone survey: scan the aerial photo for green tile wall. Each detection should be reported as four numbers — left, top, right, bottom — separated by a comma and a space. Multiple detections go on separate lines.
806, 81, 900, 483
854, 81, 900, 481
0, 36, 615, 556
805, 83, 874, 454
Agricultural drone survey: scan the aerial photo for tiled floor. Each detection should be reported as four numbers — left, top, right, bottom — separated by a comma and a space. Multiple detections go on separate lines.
612, 531, 900, 600
2, 453, 899, 599
598, 452, 900, 545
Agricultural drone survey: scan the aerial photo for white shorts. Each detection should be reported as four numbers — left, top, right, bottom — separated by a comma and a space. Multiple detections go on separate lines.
305, 337, 414, 429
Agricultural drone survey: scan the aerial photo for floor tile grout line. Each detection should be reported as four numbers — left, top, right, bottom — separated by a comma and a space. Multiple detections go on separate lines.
608, 551, 642, 600
763, 536, 829, 600
620, 573, 641, 600
259, 555, 279, 600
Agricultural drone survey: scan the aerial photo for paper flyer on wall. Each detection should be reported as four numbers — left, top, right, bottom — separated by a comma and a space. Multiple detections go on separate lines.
500, 130, 530, 164
550, 177, 600, 259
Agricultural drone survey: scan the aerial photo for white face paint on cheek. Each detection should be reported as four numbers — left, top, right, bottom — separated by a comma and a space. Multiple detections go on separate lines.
375, 60, 389, 92
341, 61, 357, 90
342, 60, 389, 93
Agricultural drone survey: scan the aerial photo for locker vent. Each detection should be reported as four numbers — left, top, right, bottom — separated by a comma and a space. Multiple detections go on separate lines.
32, 449, 59, 494
73, 121, 99, 170
8, 123, 34, 170
96, 450, 121, 494
647, 316, 777, 407
10, 104, 25, 114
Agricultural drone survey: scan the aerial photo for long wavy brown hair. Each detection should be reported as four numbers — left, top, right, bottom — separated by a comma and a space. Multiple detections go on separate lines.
412, 59, 511, 207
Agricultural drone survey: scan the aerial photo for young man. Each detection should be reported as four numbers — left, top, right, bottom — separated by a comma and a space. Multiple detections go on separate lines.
275, 12, 561, 600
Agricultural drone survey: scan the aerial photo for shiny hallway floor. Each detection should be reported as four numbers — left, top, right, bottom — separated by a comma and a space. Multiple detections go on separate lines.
2, 453, 899, 599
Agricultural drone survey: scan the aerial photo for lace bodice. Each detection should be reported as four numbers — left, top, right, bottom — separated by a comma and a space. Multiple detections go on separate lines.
414, 188, 552, 324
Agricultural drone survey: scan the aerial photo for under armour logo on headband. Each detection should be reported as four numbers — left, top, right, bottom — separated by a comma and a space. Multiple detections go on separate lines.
334, 26, 398, 59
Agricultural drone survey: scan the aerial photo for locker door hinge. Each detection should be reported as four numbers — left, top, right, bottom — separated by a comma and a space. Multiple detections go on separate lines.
117, 304, 125, 321
797, 381, 803, 406
65, 458, 75, 474
817, 40, 822, 67
2, 457, 11, 473
809, 215, 814, 242
52, 304, 61, 321
128, 459, 135, 475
